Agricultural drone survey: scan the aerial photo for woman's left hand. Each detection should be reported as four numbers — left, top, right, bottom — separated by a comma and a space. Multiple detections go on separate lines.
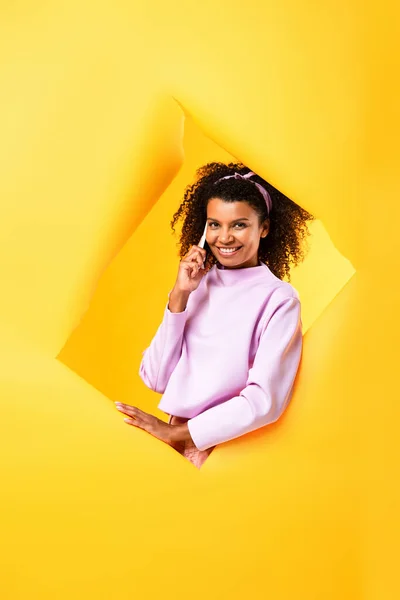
115, 402, 176, 445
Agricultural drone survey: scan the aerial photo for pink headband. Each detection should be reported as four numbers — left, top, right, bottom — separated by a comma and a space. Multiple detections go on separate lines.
214, 171, 272, 215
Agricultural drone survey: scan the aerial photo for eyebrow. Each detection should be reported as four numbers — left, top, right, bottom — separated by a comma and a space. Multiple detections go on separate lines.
206, 217, 251, 223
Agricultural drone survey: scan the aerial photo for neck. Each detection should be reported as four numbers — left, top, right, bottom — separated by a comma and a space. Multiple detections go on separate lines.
217, 259, 261, 270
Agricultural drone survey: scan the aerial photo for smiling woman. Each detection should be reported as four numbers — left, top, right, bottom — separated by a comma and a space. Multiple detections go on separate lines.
130, 162, 315, 468
173, 162, 315, 280
206, 200, 268, 269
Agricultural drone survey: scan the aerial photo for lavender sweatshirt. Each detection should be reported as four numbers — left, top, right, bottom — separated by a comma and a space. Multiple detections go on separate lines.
139, 261, 303, 451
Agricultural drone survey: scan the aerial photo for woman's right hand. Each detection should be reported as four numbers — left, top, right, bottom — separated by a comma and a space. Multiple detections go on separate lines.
174, 244, 208, 294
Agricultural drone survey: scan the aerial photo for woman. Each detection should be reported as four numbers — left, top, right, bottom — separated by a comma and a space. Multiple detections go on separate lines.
115, 162, 314, 468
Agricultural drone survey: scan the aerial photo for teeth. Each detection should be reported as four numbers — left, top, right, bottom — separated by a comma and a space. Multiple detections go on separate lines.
219, 247, 239, 253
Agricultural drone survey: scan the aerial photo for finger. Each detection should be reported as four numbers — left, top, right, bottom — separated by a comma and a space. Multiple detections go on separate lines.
123, 411, 147, 425
115, 402, 135, 409
190, 263, 202, 278
191, 246, 206, 265
182, 252, 201, 267
123, 417, 152, 435
116, 406, 135, 417
115, 402, 134, 415
181, 258, 201, 279
188, 250, 205, 270
124, 418, 144, 428
187, 244, 204, 255
115, 403, 147, 419
192, 245, 206, 258
185, 246, 206, 265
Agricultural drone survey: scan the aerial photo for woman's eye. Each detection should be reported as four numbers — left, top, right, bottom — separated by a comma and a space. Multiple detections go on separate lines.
208, 222, 246, 229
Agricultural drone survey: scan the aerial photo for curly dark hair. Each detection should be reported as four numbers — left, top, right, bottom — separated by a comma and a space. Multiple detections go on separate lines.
170, 161, 315, 281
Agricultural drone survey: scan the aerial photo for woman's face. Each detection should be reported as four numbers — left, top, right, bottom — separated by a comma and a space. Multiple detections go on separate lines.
205, 197, 269, 269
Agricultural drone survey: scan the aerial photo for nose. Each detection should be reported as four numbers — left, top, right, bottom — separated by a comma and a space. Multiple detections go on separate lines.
217, 228, 235, 244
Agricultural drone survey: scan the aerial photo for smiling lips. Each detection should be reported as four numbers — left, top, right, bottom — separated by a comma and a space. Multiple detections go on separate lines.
217, 246, 242, 256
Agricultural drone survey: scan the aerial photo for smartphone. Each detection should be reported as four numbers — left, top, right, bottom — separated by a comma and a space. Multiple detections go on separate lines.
198, 221, 208, 249
198, 221, 208, 267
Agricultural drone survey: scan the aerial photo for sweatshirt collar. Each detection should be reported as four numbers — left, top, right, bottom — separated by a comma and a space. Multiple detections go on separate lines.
212, 260, 273, 285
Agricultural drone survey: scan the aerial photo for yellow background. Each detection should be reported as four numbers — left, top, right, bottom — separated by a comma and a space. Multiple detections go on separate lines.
0, 1, 398, 598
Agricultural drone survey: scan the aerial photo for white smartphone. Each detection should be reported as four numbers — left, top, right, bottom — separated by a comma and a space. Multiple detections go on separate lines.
198, 221, 208, 248
198, 221, 208, 268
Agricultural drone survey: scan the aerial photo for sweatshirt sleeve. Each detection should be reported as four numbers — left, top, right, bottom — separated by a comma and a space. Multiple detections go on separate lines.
139, 292, 190, 394
187, 294, 303, 451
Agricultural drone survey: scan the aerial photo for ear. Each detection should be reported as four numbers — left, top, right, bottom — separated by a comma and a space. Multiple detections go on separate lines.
260, 218, 270, 237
